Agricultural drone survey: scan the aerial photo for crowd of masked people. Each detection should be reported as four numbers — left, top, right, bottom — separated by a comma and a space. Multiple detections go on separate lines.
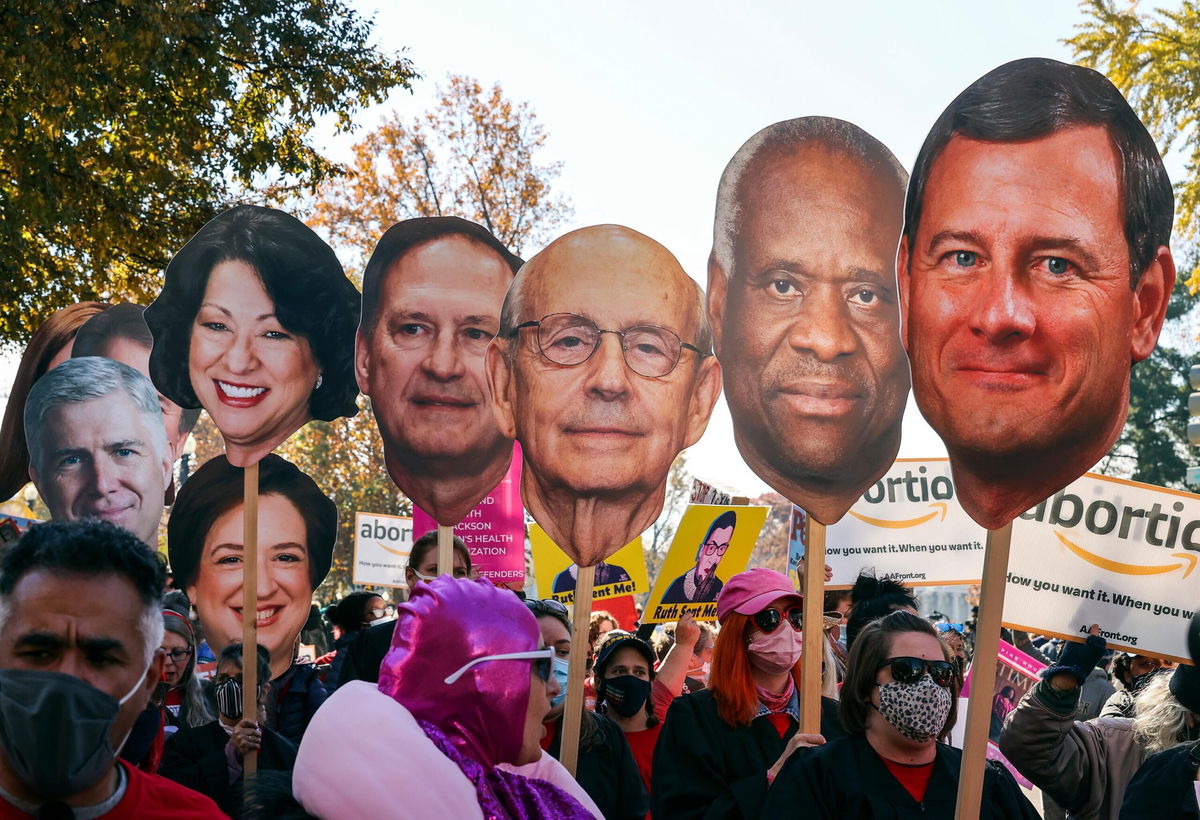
4, 520, 1200, 819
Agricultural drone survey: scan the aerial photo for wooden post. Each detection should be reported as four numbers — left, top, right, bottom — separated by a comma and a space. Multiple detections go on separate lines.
241, 461, 259, 777
559, 564, 595, 777
800, 517, 827, 733
437, 524, 455, 577
954, 522, 1013, 820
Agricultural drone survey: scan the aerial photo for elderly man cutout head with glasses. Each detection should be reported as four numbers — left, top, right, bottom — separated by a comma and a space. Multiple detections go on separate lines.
487, 225, 722, 566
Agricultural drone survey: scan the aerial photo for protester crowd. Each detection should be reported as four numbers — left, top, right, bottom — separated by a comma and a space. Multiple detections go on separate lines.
4, 511, 1200, 819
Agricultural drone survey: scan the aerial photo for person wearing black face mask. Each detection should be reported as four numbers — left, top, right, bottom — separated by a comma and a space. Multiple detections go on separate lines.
159, 642, 298, 818
0, 519, 222, 818
593, 625, 699, 803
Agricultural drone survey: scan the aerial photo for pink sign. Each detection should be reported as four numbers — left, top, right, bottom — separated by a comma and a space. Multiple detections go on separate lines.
413, 444, 526, 587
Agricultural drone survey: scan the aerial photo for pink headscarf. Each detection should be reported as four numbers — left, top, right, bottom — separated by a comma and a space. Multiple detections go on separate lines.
377, 575, 539, 767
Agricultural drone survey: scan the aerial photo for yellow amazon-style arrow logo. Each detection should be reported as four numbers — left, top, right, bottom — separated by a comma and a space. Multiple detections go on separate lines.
849, 502, 948, 529
1054, 532, 1197, 579
374, 540, 410, 558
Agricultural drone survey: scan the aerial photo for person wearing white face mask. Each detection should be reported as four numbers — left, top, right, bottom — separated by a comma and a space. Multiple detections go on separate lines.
0, 519, 222, 818
763, 610, 1038, 818
651, 568, 843, 820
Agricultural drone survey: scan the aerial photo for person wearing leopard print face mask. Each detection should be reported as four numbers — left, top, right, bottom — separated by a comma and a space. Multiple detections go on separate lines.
763, 611, 1039, 818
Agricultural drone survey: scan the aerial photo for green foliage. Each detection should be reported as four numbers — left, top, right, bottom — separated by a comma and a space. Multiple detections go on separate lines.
1070, 0, 1200, 282
1097, 275, 1195, 488
0, 0, 415, 343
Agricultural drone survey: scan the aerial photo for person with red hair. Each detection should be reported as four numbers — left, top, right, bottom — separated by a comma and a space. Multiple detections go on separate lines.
649, 568, 844, 819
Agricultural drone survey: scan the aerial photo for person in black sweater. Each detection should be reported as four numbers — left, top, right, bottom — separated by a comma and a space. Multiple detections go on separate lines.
763, 610, 1037, 818
652, 568, 844, 820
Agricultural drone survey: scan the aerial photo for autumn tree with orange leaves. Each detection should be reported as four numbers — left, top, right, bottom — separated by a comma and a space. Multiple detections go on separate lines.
310, 74, 572, 264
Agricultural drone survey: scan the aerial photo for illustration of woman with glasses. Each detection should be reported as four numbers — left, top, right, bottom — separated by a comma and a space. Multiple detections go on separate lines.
762, 609, 1038, 819
661, 510, 737, 604
651, 568, 843, 820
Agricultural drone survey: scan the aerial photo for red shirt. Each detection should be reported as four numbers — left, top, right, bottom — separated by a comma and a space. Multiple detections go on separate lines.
881, 756, 935, 803
0, 760, 223, 819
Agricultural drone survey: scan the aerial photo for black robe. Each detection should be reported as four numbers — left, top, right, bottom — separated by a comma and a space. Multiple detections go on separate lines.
762, 732, 1040, 819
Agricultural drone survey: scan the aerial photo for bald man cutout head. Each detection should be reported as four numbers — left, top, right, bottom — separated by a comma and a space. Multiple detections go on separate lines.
487, 225, 722, 566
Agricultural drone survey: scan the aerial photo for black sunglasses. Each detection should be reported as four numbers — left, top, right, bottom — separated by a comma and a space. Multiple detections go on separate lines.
533, 656, 552, 682
525, 598, 569, 618
752, 606, 803, 634
878, 656, 957, 688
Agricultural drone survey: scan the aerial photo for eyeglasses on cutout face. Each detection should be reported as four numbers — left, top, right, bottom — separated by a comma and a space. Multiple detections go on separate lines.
443, 647, 557, 685
752, 606, 803, 634
701, 538, 731, 557
510, 313, 707, 378
877, 656, 957, 688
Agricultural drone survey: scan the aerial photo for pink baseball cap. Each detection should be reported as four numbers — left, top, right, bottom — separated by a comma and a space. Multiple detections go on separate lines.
716, 568, 802, 623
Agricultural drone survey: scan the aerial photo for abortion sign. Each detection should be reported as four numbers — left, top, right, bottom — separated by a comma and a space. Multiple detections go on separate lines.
1004, 473, 1200, 661
818, 459, 985, 588
353, 511, 413, 588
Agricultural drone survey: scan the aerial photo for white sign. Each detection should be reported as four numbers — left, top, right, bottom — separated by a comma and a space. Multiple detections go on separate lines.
821, 459, 985, 588
1005, 473, 1200, 661
353, 511, 414, 588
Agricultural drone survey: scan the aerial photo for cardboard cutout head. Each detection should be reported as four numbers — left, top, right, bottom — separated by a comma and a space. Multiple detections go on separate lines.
487, 225, 723, 566
145, 205, 361, 468
24, 356, 171, 547
355, 217, 523, 525
897, 58, 1175, 529
72, 303, 201, 465
168, 453, 336, 680
708, 117, 910, 525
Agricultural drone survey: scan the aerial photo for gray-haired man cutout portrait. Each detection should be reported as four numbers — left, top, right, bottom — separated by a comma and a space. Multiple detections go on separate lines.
707, 117, 910, 525
25, 357, 171, 547
487, 225, 722, 566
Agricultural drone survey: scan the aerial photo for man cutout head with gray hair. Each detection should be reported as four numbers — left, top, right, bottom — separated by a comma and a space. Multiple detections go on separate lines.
25, 357, 172, 547
708, 116, 911, 525
488, 225, 722, 566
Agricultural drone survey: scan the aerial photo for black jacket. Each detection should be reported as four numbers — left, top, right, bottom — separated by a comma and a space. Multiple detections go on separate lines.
1120, 740, 1200, 819
762, 732, 1039, 819
650, 688, 845, 820
159, 720, 299, 818
336, 619, 396, 687
268, 662, 329, 745
548, 711, 649, 820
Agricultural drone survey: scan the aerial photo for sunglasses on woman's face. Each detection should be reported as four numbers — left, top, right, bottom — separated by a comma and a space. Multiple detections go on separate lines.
752, 606, 803, 634
877, 656, 957, 688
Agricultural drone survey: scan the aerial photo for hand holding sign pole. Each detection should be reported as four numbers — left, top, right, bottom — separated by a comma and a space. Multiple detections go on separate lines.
895, 59, 1176, 819
487, 225, 722, 775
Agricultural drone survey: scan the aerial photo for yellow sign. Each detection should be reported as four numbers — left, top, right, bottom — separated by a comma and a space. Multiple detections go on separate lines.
529, 526, 649, 605
642, 504, 768, 624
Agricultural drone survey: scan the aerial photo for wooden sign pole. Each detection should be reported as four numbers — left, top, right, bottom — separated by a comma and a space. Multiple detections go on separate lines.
241, 461, 260, 777
437, 524, 455, 577
800, 517, 827, 733
953, 522, 1013, 820
559, 564, 596, 777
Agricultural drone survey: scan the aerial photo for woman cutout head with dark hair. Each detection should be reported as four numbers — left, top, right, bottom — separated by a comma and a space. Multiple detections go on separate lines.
146, 205, 360, 467
764, 610, 1037, 818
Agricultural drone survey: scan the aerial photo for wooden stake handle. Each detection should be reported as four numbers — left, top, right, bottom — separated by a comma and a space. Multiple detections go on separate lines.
559, 564, 595, 777
800, 518, 827, 733
241, 461, 259, 777
954, 523, 1013, 820
437, 525, 454, 576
